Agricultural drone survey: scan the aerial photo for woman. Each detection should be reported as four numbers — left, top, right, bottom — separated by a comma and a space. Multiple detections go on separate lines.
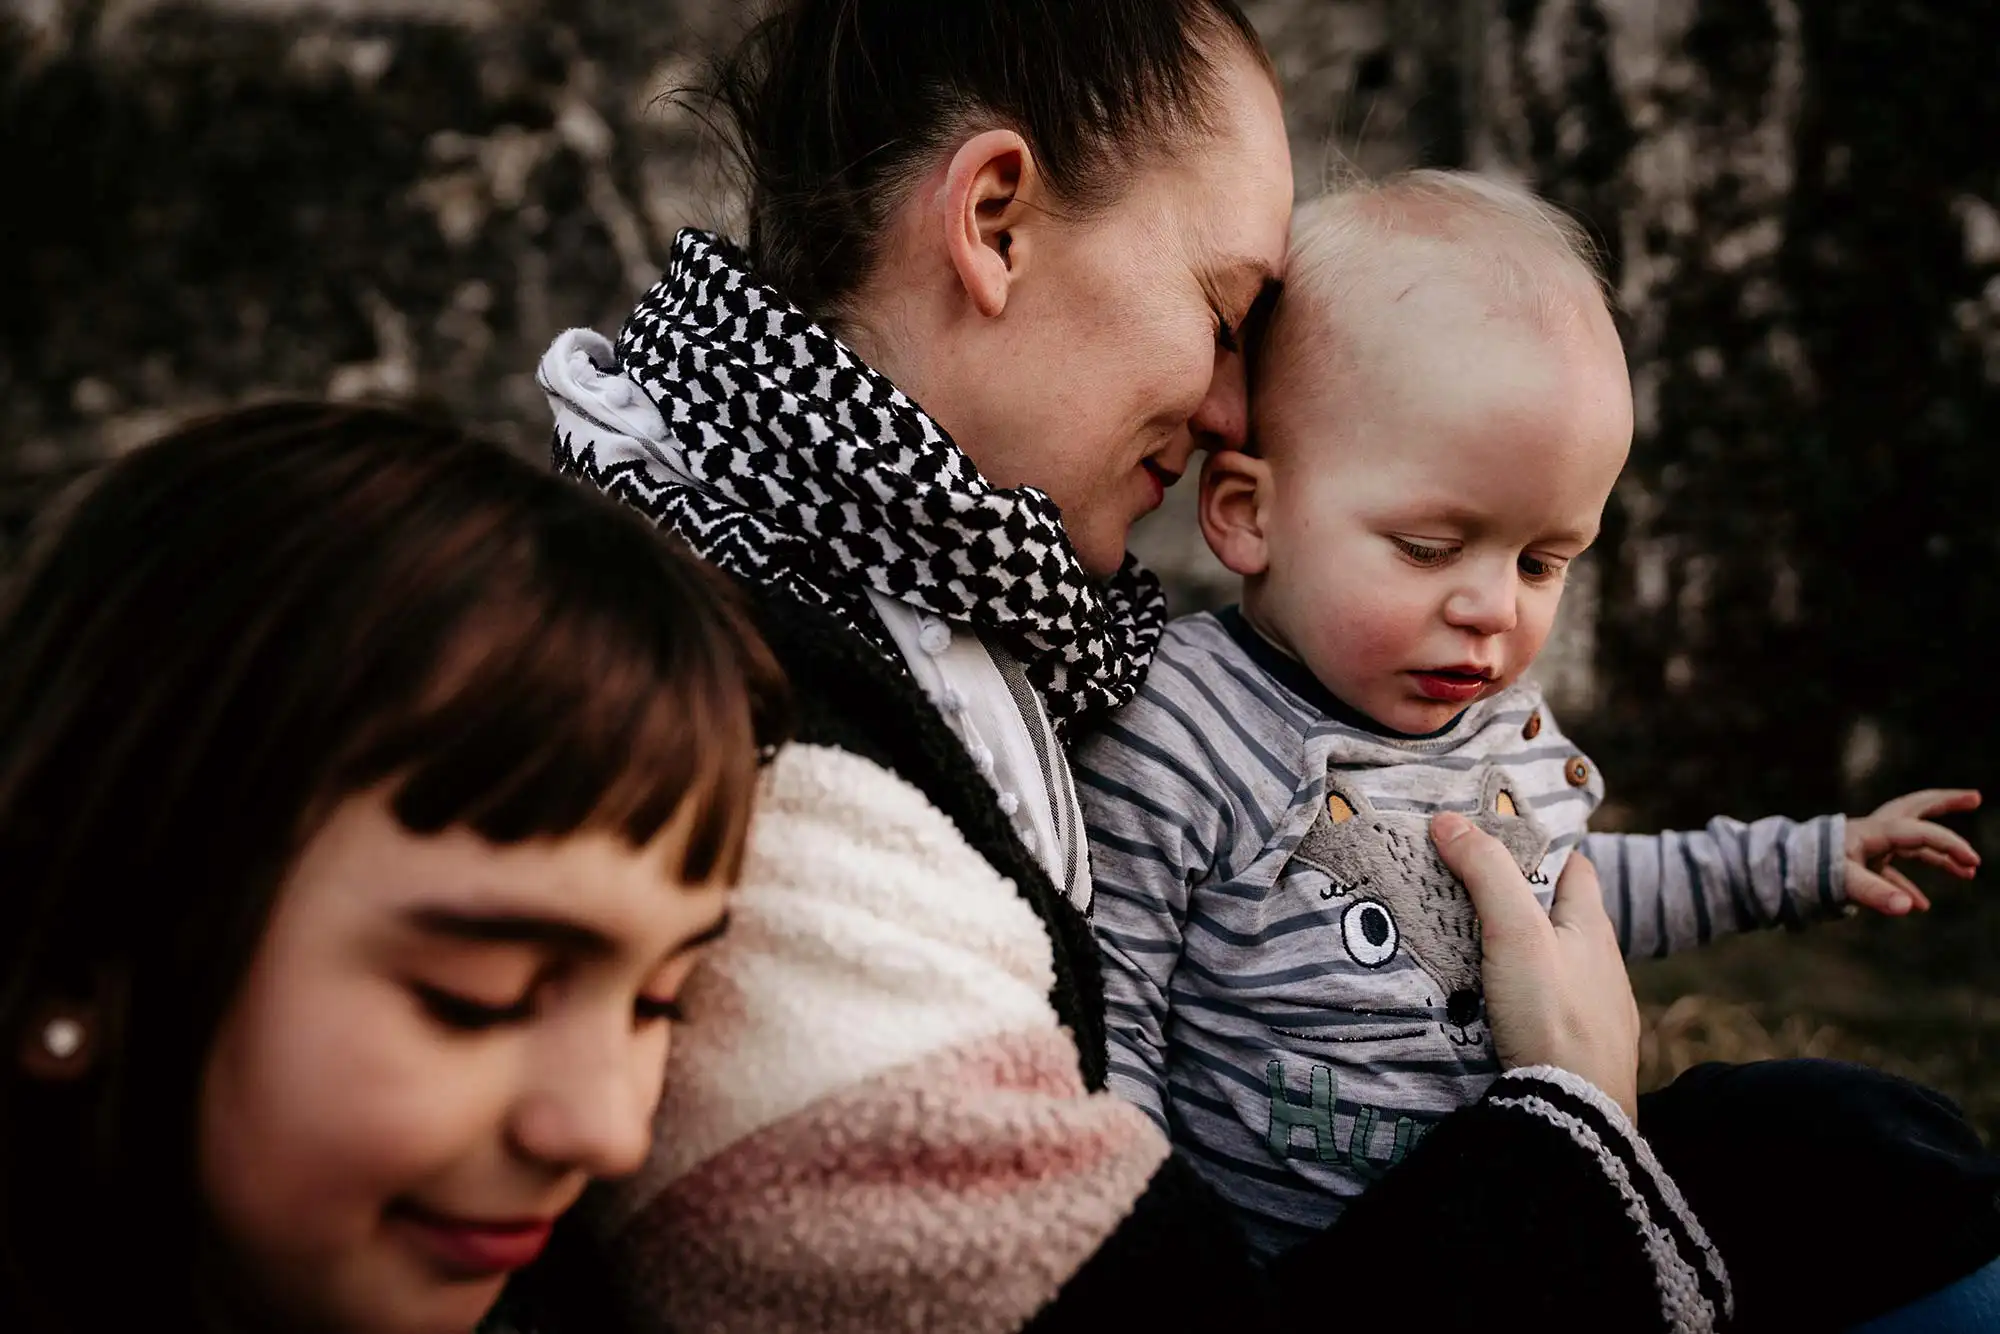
0, 403, 785, 1333
538, 2, 1999, 1331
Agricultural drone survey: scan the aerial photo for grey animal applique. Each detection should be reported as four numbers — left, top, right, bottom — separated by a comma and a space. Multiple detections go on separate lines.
1290, 769, 1552, 1046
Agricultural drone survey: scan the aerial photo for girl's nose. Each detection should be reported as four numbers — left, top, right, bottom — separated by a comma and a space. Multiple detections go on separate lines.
509, 1024, 663, 1180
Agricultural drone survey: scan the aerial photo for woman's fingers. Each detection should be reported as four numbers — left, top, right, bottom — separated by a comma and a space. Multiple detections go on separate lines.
1547, 846, 1614, 939
1432, 812, 1548, 955
1433, 814, 1639, 1121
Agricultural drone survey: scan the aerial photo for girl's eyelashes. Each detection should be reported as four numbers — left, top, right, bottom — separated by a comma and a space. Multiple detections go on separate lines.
416, 983, 688, 1031
1391, 536, 1457, 567
1214, 310, 1241, 354
414, 982, 535, 1033
634, 995, 686, 1025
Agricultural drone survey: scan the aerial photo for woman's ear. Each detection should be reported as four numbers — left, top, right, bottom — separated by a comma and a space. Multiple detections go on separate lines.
1200, 449, 1275, 577
942, 129, 1039, 320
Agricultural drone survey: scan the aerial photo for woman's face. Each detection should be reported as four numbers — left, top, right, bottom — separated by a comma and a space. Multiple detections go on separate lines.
913, 46, 1294, 577
198, 790, 729, 1334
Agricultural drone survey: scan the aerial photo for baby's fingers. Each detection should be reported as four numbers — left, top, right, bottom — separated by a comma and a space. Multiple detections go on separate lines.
1879, 864, 1930, 907
1870, 788, 1982, 822
1854, 817, 1982, 873
1881, 844, 1981, 879
1847, 865, 1928, 915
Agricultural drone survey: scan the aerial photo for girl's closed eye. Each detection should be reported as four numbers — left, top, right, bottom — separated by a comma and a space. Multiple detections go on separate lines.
413, 980, 538, 1033
417, 980, 689, 1031
634, 994, 686, 1025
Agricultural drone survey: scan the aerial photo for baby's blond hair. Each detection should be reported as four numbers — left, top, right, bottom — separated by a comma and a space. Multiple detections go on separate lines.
1263, 169, 1613, 397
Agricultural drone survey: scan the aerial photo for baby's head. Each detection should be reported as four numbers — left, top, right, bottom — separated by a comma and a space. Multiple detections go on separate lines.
1202, 169, 1633, 735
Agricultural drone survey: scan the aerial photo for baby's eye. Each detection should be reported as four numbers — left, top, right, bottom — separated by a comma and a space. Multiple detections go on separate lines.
1391, 536, 1456, 567
1518, 553, 1568, 584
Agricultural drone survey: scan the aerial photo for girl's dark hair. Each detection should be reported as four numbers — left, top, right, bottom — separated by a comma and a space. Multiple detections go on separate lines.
0, 401, 787, 1331
698, 0, 1271, 319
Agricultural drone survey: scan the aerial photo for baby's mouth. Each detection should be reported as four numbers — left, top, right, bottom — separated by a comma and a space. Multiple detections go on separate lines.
1409, 668, 1493, 704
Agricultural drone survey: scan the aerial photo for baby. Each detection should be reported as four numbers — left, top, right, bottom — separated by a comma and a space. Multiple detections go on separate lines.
1075, 170, 1982, 1261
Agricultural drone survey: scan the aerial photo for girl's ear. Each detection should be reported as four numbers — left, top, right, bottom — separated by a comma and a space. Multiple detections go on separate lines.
18, 997, 101, 1082
1199, 448, 1275, 577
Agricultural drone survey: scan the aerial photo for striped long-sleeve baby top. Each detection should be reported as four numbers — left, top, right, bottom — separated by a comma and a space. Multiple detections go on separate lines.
1075, 607, 1848, 1261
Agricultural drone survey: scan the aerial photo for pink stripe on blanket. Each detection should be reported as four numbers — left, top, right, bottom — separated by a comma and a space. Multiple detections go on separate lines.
609, 1027, 1170, 1334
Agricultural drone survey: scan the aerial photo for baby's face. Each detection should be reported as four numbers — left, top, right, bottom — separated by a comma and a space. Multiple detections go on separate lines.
1236, 275, 1632, 734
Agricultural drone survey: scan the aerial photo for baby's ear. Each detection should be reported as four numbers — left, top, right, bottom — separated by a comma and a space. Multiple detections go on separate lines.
1199, 448, 1273, 577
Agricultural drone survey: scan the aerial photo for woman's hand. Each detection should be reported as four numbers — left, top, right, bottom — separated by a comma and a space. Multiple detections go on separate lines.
1432, 812, 1641, 1121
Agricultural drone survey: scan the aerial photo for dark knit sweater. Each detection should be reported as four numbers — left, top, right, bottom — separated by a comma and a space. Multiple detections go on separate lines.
494, 582, 1730, 1334
735, 584, 1728, 1333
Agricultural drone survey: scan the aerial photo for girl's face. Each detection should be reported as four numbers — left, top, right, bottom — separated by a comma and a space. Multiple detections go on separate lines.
198, 790, 729, 1334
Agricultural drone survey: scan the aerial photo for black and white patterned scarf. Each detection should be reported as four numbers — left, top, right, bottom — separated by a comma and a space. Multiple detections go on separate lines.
547, 229, 1167, 731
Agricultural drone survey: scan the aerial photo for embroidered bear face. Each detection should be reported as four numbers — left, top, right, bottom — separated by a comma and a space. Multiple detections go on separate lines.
1289, 768, 1552, 1045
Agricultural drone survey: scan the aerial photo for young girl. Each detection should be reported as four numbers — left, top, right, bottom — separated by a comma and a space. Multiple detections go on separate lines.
0, 402, 786, 1334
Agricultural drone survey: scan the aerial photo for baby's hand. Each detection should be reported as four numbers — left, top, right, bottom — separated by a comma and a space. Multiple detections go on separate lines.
1843, 789, 1983, 915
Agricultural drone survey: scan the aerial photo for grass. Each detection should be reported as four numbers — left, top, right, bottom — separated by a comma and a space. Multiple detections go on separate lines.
1632, 884, 2000, 1143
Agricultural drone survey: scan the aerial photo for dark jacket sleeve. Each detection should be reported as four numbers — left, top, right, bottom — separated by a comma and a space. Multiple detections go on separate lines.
1030, 1066, 1731, 1334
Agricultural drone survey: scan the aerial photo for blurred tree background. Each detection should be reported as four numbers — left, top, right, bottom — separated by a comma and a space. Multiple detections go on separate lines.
4, 0, 1996, 1132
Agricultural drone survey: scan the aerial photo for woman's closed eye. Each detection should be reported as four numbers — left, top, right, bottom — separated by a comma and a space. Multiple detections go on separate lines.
1213, 309, 1241, 354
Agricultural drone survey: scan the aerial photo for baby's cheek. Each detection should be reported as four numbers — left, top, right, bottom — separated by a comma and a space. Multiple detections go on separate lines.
1318, 580, 1428, 670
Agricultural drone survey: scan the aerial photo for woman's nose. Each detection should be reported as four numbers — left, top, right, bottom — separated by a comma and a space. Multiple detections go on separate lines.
509, 1024, 664, 1180
1190, 347, 1250, 452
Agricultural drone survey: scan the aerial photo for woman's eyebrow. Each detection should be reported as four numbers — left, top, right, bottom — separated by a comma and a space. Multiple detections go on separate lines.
404, 907, 615, 958
1212, 256, 1280, 307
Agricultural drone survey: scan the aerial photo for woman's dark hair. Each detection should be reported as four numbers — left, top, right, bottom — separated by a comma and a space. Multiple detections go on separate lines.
0, 401, 788, 1331
697, 0, 1271, 319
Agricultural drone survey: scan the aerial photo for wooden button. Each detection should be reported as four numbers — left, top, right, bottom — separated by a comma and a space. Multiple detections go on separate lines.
1522, 711, 1543, 740
1565, 756, 1592, 788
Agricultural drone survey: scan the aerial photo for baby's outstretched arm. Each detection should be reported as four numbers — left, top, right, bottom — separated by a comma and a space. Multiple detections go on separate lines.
1841, 788, 1982, 914
1584, 815, 1846, 958
1580, 789, 1981, 957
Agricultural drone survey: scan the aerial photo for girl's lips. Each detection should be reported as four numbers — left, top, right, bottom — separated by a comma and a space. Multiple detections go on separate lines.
1410, 671, 1491, 704
390, 1204, 556, 1280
